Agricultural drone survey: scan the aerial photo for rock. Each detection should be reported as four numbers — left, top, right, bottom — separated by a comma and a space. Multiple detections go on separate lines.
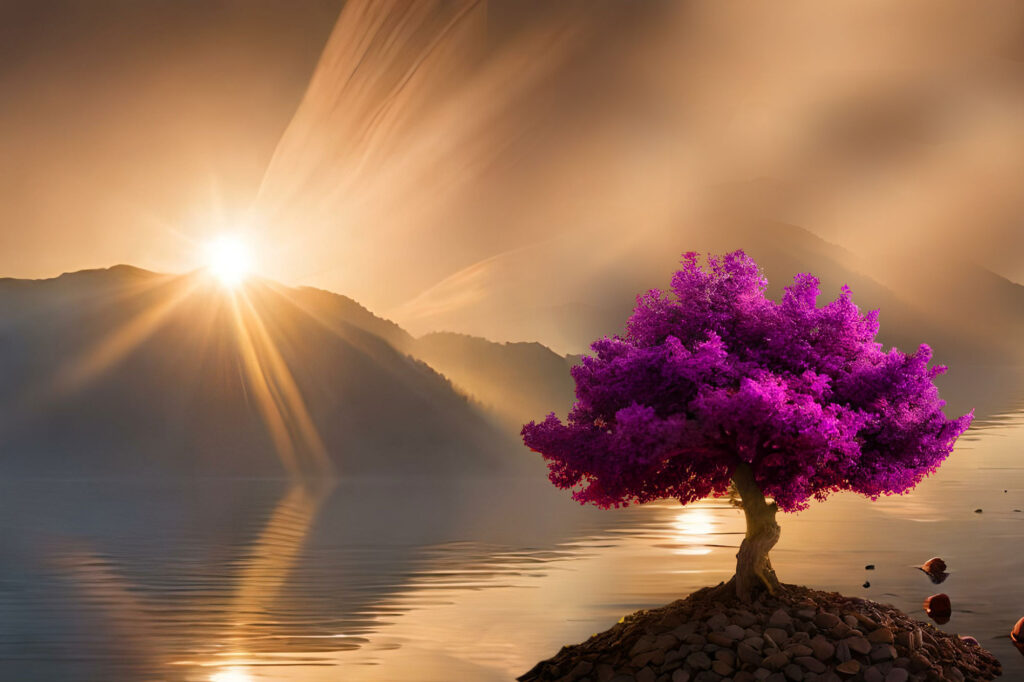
738, 642, 763, 666
706, 612, 730, 631
786, 644, 814, 658
711, 660, 733, 676
795, 656, 826, 673
707, 632, 735, 647
867, 627, 894, 644
829, 623, 855, 639
865, 564, 875, 570
813, 613, 840, 629
844, 636, 871, 655
656, 634, 678, 650
884, 669, 909, 682
636, 667, 657, 682
762, 651, 791, 670
743, 635, 766, 651
869, 644, 896, 661
632, 650, 657, 668
568, 660, 593, 679
919, 557, 948, 584
943, 666, 964, 682
783, 663, 804, 680
835, 659, 860, 676
769, 609, 794, 629
595, 663, 616, 681
766, 628, 790, 646
809, 636, 834, 661
974, 508, 983, 513
687, 651, 712, 670
672, 670, 691, 682
862, 581, 870, 589
923, 594, 952, 624
631, 635, 659, 657
1011, 616, 1024, 655
672, 623, 698, 639
958, 636, 979, 647
724, 623, 747, 640
734, 610, 758, 627
863, 667, 884, 682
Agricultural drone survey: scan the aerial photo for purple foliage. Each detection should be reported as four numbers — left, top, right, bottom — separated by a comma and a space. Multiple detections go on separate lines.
522, 251, 972, 511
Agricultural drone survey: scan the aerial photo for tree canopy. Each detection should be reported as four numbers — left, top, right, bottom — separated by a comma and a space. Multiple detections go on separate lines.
522, 251, 972, 512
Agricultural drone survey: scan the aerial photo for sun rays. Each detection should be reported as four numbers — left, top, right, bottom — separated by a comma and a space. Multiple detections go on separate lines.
1, 265, 337, 482
227, 286, 333, 478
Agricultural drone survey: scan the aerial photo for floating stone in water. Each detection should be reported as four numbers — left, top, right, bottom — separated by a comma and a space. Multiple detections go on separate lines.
974, 508, 983, 513
919, 557, 949, 584
863, 581, 871, 588
924, 593, 952, 624
1012, 617, 1024, 656
865, 564, 875, 570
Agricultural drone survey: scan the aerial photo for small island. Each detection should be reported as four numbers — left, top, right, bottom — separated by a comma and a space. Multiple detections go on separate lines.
520, 252, 1000, 681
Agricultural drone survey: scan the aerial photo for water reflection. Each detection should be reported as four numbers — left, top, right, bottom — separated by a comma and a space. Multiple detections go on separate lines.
1, 403, 1022, 679
669, 506, 721, 555
210, 668, 253, 682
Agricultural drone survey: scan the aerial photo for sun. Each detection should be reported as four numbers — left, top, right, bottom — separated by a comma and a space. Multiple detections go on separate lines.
205, 235, 253, 287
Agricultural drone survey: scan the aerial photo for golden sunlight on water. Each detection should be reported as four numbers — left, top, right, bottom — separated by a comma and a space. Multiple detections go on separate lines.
209, 667, 253, 682
0, 404, 1021, 681
669, 505, 720, 556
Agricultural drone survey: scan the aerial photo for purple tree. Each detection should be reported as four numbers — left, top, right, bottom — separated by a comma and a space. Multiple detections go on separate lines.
522, 251, 971, 600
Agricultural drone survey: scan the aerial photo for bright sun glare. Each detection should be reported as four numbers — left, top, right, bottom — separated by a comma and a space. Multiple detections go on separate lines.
205, 235, 253, 287
209, 667, 252, 682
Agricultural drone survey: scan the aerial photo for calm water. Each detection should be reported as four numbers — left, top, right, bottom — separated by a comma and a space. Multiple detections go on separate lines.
1, 407, 1023, 680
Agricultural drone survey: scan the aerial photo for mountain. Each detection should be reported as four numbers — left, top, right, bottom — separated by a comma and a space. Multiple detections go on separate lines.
409, 332, 576, 429
0, 267, 530, 478
276, 287, 578, 429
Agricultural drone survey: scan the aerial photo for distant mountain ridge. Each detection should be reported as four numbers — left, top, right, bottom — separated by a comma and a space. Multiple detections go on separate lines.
0, 267, 566, 478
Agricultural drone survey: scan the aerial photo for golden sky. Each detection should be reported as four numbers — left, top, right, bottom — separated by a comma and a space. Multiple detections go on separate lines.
4, 1, 1024, 352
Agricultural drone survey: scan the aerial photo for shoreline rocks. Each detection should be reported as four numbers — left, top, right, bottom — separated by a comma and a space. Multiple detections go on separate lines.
519, 584, 1001, 682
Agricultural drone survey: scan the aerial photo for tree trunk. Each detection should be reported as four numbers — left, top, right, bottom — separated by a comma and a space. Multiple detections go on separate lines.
728, 462, 782, 601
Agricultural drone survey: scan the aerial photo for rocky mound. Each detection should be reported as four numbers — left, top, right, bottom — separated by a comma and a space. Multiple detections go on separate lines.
519, 584, 1001, 682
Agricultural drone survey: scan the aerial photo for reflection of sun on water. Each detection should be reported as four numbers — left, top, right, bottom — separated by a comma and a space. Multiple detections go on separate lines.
210, 666, 252, 682
670, 506, 716, 555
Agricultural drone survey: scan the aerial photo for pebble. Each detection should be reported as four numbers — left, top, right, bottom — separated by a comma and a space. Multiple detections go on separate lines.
1011, 616, 1024, 655
924, 593, 952, 622
768, 609, 794, 628
813, 613, 840, 629
687, 651, 712, 670
835, 659, 860, 674
867, 627, 894, 644
885, 669, 909, 682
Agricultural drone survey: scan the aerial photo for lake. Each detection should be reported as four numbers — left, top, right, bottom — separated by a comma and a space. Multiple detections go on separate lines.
1, 400, 1022, 680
